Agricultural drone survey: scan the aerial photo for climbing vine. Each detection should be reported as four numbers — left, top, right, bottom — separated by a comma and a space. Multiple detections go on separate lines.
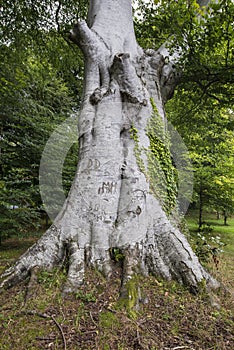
147, 98, 178, 214
130, 125, 147, 177
130, 100, 178, 215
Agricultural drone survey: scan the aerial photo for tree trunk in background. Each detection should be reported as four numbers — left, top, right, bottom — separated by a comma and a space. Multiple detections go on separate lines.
198, 182, 203, 230
223, 211, 228, 226
0, 0, 219, 296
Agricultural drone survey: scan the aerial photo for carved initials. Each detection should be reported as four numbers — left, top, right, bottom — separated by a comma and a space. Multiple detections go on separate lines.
98, 182, 117, 195
82, 158, 100, 174
88, 158, 100, 170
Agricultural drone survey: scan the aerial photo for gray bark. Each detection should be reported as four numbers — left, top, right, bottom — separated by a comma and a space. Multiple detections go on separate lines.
0, 0, 218, 295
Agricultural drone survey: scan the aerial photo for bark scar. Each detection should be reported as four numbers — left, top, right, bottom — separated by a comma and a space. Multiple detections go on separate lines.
110, 53, 147, 106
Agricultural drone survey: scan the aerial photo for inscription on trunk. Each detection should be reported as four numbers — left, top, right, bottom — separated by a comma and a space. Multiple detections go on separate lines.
98, 182, 118, 195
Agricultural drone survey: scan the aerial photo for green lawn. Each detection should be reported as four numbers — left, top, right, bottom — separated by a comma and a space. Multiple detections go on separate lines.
185, 210, 234, 292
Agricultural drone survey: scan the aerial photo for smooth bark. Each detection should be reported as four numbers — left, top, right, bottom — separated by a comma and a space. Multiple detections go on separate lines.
0, 0, 219, 296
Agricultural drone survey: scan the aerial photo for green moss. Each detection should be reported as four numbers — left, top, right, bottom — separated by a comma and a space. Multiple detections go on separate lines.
75, 291, 96, 302
103, 345, 110, 350
116, 277, 139, 318
197, 278, 208, 294
99, 311, 119, 329
109, 247, 125, 263
37, 268, 66, 289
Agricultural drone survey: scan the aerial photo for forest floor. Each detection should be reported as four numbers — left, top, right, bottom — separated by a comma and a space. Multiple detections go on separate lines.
0, 212, 233, 350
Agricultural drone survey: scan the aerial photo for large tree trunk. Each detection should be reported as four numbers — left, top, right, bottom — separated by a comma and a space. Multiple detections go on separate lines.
0, 0, 219, 296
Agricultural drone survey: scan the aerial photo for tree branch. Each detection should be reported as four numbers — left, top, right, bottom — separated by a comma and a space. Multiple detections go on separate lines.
157, 0, 213, 103
69, 20, 97, 56
55, 0, 62, 32
197, 0, 211, 7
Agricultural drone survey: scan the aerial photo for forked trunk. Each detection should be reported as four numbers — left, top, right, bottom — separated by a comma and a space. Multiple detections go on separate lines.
0, 0, 219, 297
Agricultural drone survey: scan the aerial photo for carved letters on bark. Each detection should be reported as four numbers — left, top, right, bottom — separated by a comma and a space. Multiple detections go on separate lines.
81, 158, 101, 174
98, 182, 118, 195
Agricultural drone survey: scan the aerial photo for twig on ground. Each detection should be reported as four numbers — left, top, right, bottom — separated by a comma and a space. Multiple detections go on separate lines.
89, 311, 98, 327
18, 310, 67, 350
51, 315, 67, 350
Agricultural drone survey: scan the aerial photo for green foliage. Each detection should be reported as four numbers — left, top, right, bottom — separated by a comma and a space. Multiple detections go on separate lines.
191, 224, 225, 265
0, 0, 87, 240
147, 99, 178, 214
38, 269, 57, 288
130, 125, 147, 175
181, 0, 234, 106
109, 248, 125, 263
185, 210, 233, 270
75, 291, 97, 303
62, 142, 79, 196
130, 100, 178, 215
135, 0, 234, 105
167, 91, 234, 222
0, 44, 78, 239
0, 0, 88, 44
134, 0, 204, 49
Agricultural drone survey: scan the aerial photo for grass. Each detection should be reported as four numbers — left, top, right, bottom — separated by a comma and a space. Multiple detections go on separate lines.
0, 211, 233, 350
0, 236, 39, 275
185, 210, 234, 293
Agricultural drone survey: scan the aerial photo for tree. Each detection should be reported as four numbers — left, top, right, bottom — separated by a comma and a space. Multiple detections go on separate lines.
0, 0, 85, 240
0, 44, 76, 242
0, 0, 220, 298
167, 91, 234, 228
163, 0, 234, 228
211, 131, 234, 225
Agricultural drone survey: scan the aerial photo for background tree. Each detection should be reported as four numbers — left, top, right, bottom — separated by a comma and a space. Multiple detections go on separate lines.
0, 1, 86, 241
0, 47, 77, 240
167, 97, 234, 228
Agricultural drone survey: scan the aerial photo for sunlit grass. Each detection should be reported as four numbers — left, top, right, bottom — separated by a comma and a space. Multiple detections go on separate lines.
185, 210, 234, 252
185, 210, 234, 292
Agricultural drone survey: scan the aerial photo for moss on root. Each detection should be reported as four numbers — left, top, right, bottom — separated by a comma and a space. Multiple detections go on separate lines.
117, 276, 141, 318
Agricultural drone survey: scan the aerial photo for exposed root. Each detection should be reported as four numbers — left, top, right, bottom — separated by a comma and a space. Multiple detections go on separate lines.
63, 243, 85, 294
24, 266, 40, 303
0, 225, 64, 290
0, 198, 219, 301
